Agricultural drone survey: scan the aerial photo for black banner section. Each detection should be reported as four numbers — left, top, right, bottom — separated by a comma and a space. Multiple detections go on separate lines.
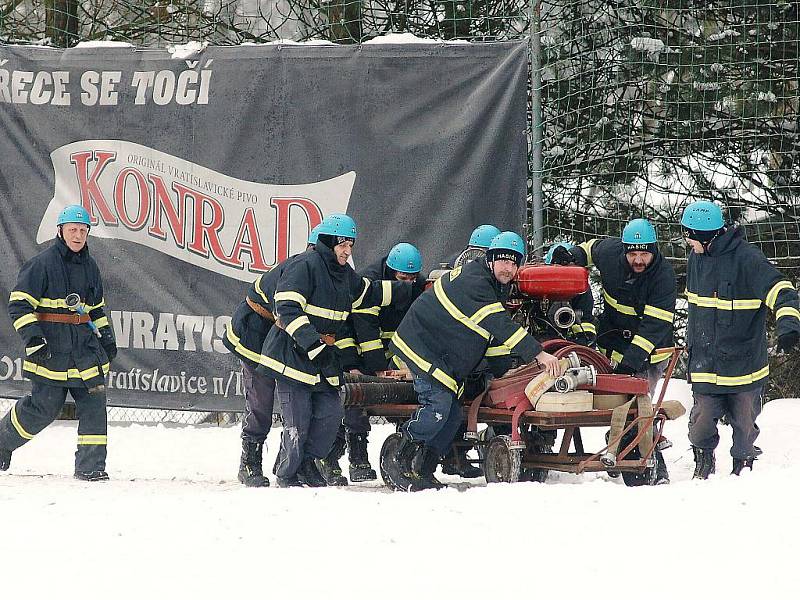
0, 41, 528, 409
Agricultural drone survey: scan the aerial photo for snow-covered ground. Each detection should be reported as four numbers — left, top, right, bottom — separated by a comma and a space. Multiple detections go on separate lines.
1, 379, 798, 598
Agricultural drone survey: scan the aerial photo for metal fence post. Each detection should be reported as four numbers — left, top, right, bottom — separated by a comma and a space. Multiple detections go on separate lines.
529, 0, 544, 258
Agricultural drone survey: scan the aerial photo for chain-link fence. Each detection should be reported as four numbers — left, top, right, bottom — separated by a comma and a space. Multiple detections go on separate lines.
3, 1, 800, 407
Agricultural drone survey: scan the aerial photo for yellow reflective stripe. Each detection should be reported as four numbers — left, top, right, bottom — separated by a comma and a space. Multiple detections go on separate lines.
449, 266, 463, 280
571, 322, 597, 335
77, 435, 107, 445
471, 302, 505, 324
579, 239, 597, 267
86, 299, 105, 311
94, 317, 109, 329
381, 280, 392, 307
254, 275, 270, 305
485, 345, 511, 357
326, 376, 341, 387
391, 355, 407, 369
358, 340, 384, 353
305, 304, 349, 321
691, 366, 769, 386
380, 330, 396, 339
13, 313, 38, 330
603, 290, 637, 316
631, 335, 655, 354
431, 368, 458, 393
307, 344, 326, 360
503, 327, 528, 350
9, 291, 40, 308
284, 365, 318, 385
352, 278, 371, 310
273, 291, 307, 308
433, 278, 490, 340
687, 292, 762, 311
38, 298, 70, 309
226, 325, 320, 385
598, 346, 624, 365
643, 304, 674, 323
776, 307, 800, 321
766, 281, 794, 310
650, 351, 671, 364
686, 291, 717, 308
335, 337, 356, 350
285, 315, 310, 336
352, 306, 381, 316
391, 333, 432, 373
11, 404, 34, 440
22, 361, 110, 381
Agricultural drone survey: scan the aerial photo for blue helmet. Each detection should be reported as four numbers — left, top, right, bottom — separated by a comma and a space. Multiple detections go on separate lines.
487, 231, 526, 265
308, 224, 321, 245
386, 243, 422, 274
316, 213, 357, 240
468, 224, 502, 249
681, 201, 724, 231
57, 205, 91, 227
622, 218, 658, 255
545, 242, 574, 265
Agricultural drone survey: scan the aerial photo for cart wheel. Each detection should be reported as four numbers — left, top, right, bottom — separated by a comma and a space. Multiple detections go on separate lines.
379, 432, 406, 491
484, 435, 522, 484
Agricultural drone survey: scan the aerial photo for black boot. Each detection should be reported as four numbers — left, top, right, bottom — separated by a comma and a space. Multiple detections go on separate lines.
297, 456, 328, 487
654, 449, 670, 485
316, 435, 348, 486
692, 446, 715, 480
441, 445, 483, 478
74, 470, 109, 481
411, 445, 446, 491
346, 432, 377, 482
238, 440, 270, 487
732, 456, 755, 476
389, 433, 424, 491
0, 448, 11, 471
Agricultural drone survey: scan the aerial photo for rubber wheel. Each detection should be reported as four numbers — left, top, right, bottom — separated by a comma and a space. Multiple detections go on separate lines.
379, 432, 404, 491
484, 435, 522, 484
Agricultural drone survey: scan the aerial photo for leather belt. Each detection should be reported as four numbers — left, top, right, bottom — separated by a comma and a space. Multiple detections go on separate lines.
246, 297, 275, 322
35, 312, 90, 324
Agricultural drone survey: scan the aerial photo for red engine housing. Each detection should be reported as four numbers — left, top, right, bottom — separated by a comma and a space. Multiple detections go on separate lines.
515, 264, 589, 300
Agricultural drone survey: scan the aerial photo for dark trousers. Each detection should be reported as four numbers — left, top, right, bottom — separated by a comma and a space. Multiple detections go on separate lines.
240, 361, 276, 443
688, 386, 763, 459
0, 380, 108, 472
343, 407, 370, 434
405, 376, 464, 456
273, 379, 343, 479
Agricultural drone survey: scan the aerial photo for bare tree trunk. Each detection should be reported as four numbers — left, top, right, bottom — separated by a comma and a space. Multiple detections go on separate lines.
46, 0, 78, 47
325, 0, 362, 44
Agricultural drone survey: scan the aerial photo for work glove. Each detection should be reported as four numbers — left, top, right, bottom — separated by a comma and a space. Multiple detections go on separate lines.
613, 362, 637, 376
26, 336, 51, 360
550, 245, 577, 266
777, 331, 800, 354
308, 340, 340, 380
100, 328, 117, 362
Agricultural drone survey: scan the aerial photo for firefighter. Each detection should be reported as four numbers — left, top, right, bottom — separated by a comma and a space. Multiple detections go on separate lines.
385, 231, 561, 491
223, 225, 322, 487
0, 205, 117, 480
257, 214, 403, 488
681, 201, 800, 478
448, 224, 501, 268
544, 242, 597, 347
550, 218, 675, 484
316, 242, 426, 485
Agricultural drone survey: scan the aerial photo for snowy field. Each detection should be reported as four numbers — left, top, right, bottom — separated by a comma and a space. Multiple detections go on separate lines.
1, 378, 798, 599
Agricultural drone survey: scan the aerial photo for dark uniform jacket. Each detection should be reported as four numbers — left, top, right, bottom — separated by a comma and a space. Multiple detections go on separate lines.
390, 259, 542, 395
686, 225, 800, 393
8, 236, 114, 389
573, 237, 675, 372
346, 256, 426, 374
256, 242, 397, 390
568, 287, 597, 347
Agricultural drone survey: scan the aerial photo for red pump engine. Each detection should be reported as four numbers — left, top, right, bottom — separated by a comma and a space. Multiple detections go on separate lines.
515, 264, 589, 300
